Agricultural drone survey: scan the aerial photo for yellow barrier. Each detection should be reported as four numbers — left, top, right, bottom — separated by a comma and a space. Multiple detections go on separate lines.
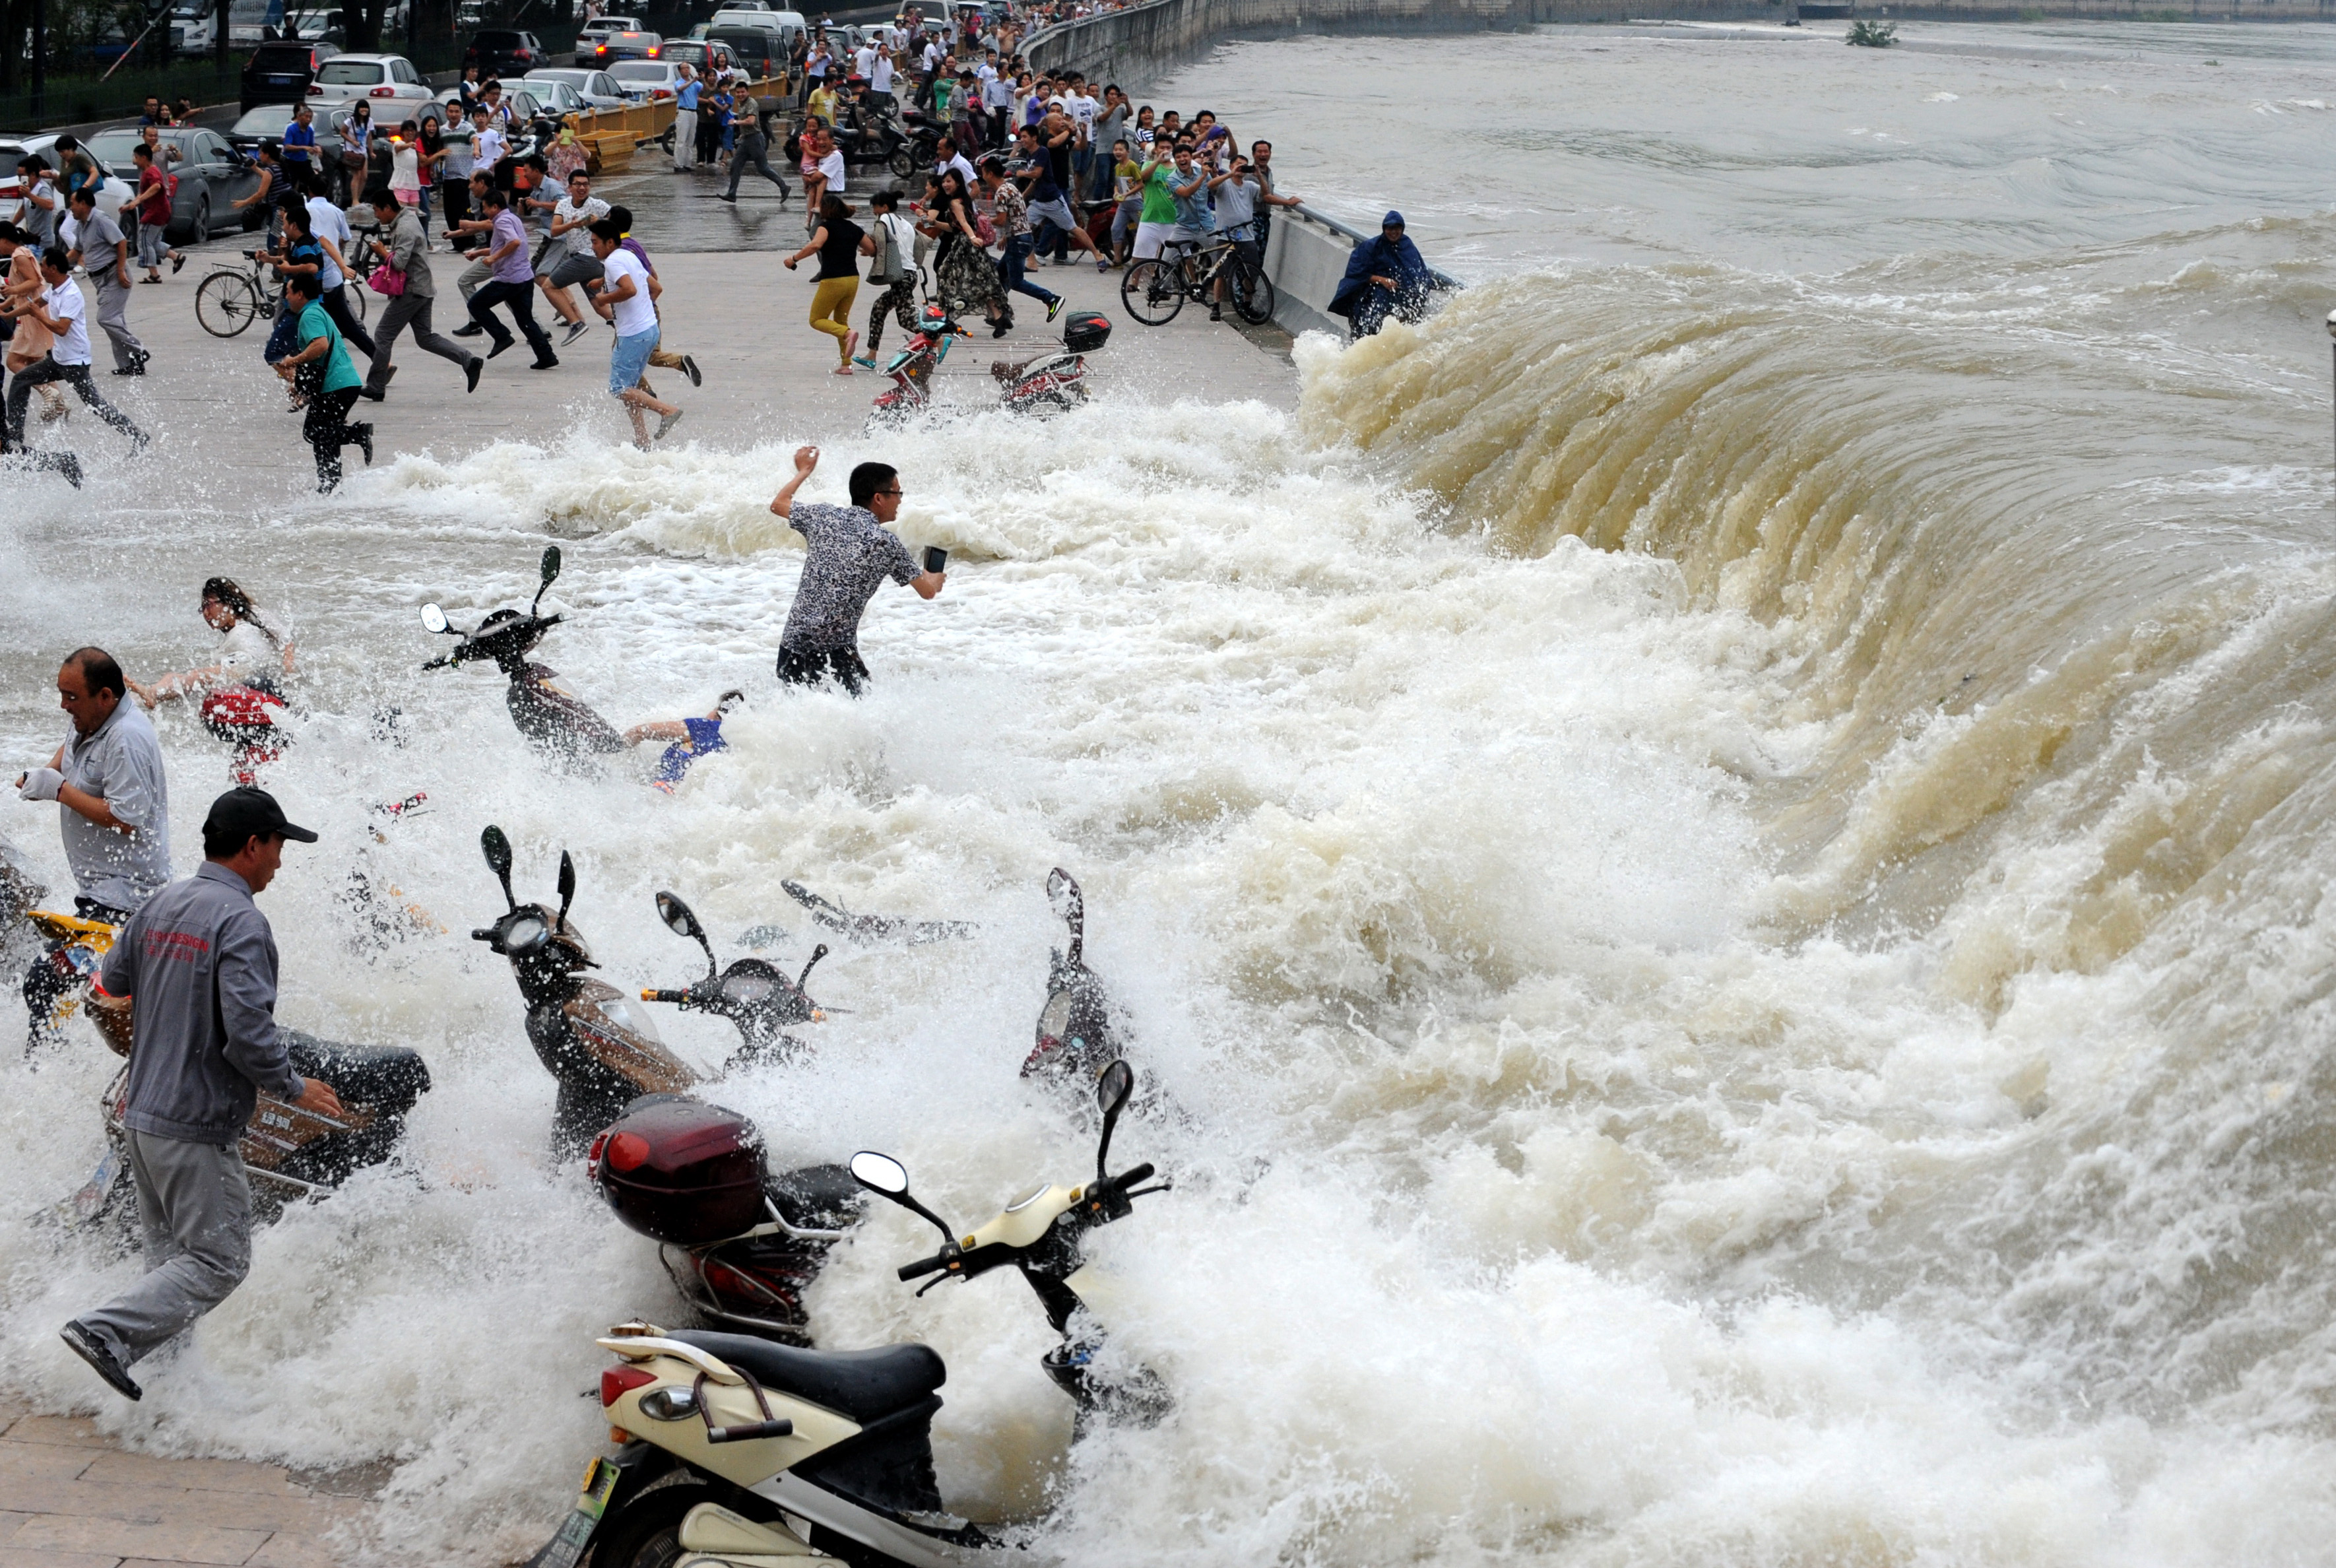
573, 73, 786, 157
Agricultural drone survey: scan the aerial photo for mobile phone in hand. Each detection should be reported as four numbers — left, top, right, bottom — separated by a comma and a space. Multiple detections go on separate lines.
923, 546, 948, 574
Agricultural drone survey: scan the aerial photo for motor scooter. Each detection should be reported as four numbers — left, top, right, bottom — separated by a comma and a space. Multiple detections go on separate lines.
418, 546, 625, 764
870, 302, 967, 422
24, 908, 431, 1227
987, 311, 1111, 416
1023, 869, 1122, 1090
528, 1060, 1167, 1568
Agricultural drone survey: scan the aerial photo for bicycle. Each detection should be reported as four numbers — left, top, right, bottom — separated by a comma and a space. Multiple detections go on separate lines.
1120, 234, 1275, 328
194, 249, 370, 339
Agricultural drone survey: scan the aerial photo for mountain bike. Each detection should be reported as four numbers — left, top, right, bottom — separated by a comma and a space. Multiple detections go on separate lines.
1120, 235, 1275, 327
194, 249, 368, 339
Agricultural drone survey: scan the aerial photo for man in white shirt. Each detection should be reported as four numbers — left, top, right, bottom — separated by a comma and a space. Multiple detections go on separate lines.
535, 169, 610, 343
870, 46, 897, 106
853, 42, 876, 81
934, 135, 975, 193
475, 118, 507, 172
3, 245, 146, 457
585, 218, 681, 450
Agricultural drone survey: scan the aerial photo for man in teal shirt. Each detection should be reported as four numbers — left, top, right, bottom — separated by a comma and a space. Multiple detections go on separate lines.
273, 271, 372, 491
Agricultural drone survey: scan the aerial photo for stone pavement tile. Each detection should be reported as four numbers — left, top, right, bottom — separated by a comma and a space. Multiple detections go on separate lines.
243, 1532, 346, 1568
10, 1513, 268, 1565
0, 1482, 355, 1537
0, 1550, 122, 1568
0, 1515, 24, 1543
77, 1454, 302, 1497
1, 1420, 110, 1451
0, 1445, 99, 1486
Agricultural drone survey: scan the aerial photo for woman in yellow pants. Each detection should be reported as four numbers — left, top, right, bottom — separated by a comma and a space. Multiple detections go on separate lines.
785, 195, 877, 374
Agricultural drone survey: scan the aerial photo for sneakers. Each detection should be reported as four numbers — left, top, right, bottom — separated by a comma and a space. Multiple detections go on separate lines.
60, 1322, 140, 1401
486, 337, 515, 359
357, 424, 375, 467
562, 320, 591, 346
452, 323, 486, 339
653, 409, 685, 442
1045, 298, 1064, 323
681, 355, 702, 387
717, 193, 738, 204
465, 358, 483, 393
529, 355, 560, 370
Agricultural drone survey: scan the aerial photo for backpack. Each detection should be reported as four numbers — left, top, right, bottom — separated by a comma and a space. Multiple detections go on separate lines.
868, 215, 907, 284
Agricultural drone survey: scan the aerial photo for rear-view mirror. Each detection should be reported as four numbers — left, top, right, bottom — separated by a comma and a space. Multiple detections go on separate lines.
849, 1150, 909, 1196
420, 603, 450, 634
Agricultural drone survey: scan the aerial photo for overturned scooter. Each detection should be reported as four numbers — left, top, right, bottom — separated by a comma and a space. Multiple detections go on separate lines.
419, 546, 624, 763
535, 1061, 1169, 1568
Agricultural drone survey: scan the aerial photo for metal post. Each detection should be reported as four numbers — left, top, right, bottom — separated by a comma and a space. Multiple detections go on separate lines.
2328, 311, 2336, 482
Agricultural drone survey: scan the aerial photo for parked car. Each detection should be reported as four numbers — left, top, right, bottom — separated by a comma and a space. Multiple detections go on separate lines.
575, 14, 647, 49
463, 26, 546, 77
523, 67, 633, 109
85, 125, 263, 243
240, 37, 341, 111
587, 29, 661, 62
306, 53, 435, 112
518, 77, 591, 117
655, 38, 737, 78
606, 59, 685, 100
705, 26, 784, 75
224, 101, 356, 154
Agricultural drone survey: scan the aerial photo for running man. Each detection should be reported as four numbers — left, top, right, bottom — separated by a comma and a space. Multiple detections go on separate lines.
585, 219, 682, 449
766, 447, 944, 695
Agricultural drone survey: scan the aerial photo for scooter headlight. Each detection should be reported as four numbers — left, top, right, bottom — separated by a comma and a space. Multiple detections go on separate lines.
504, 914, 550, 955
1038, 991, 1073, 1040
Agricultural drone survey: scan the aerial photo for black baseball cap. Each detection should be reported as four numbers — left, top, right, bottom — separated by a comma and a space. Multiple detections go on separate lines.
204, 787, 319, 846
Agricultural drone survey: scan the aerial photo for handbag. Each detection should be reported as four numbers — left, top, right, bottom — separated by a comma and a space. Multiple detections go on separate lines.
368, 263, 406, 297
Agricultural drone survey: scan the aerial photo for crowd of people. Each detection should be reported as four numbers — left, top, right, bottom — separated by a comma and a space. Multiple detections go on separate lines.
0, 1, 1441, 493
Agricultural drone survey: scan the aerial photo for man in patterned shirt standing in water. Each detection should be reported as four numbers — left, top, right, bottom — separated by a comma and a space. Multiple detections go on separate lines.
767, 446, 944, 694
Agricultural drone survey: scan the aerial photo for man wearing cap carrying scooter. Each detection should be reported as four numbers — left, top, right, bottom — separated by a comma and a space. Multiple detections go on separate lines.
59, 787, 342, 1402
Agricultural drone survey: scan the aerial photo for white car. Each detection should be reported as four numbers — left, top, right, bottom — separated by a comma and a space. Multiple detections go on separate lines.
525, 67, 635, 108
306, 52, 436, 112
606, 59, 687, 101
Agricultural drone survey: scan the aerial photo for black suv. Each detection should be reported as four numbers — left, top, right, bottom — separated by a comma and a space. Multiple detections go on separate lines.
705, 27, 783, 76
464, 28, 546, 79
239, 39, 340, 112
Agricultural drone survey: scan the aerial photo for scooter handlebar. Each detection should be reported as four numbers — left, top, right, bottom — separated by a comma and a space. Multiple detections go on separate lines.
898, 1251, 953, 1282
641, 988, 689, 1004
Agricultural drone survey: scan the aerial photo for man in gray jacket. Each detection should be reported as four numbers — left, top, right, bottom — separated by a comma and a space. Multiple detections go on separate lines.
59, 787, 342, 1401
358, 187, 483, 402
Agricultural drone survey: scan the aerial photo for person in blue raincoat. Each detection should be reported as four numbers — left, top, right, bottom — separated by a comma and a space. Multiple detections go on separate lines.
1328, 209, 1431, 339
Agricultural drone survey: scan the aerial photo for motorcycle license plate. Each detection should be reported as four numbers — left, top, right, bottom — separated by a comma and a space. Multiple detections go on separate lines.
529, 1456, 621, 1568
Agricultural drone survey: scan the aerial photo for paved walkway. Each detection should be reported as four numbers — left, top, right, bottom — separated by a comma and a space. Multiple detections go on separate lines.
19, 172, 1297, 496
0, 1402, 373, 1568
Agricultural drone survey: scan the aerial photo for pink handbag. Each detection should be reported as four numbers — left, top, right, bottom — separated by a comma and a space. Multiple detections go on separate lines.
368, 263, 406, 297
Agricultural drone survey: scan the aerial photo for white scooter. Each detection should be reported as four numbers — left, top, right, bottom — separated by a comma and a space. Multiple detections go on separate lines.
527, 1061, 1168, 1568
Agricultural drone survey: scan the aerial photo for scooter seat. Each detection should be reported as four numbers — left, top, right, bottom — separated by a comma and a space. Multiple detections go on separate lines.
281, 1030, 432, 1118
765, 1163, 866, 1232
671, 1330, 944, 1423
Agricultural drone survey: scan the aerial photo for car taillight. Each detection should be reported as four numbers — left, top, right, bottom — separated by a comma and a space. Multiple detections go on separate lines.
600, 1365, 656, 1407
647, 45, 660, 56
308, 83, 323, 94
606, 1131, 650, 1173
370, 84, 397, 96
